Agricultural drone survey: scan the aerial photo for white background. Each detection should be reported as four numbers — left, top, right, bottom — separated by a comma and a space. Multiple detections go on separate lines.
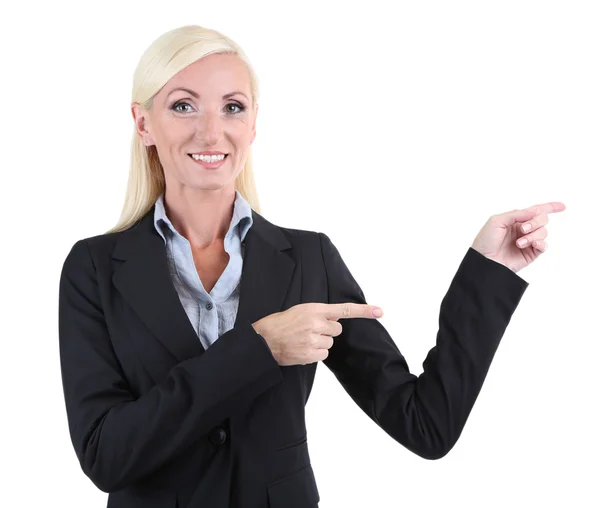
1, 1, 598, 506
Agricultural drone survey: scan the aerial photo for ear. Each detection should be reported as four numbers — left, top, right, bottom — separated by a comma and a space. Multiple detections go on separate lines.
131, 103, 155, 146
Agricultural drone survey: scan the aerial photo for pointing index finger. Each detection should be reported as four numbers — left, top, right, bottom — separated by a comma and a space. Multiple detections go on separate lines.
529, 201, 567, 215
324, 302, 383, 320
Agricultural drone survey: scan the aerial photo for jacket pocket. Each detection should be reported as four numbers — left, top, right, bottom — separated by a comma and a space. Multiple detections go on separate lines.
267, 465, 320, 508
275, 435, 307, 452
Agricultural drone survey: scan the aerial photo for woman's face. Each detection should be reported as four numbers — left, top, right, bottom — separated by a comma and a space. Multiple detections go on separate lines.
132, 53, 257, 193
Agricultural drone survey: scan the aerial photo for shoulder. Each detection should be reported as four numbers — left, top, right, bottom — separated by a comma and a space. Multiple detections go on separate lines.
281, 227, 335, 255
279, 225, 321, 244
257, 213, 330, 253
66, 229, 126, 260
59, 233, 119, 282
61, 220, 141, 274
270, 221, 363, 298
263, 220, 341, 269
262, 214, 349, 269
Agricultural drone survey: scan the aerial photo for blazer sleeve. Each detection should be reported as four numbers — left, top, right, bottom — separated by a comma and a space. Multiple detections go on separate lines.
318, 232, 529, 460
58, 239, 283, 493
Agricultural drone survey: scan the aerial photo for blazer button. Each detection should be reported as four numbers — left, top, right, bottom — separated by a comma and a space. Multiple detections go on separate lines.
209, 427, 227, 445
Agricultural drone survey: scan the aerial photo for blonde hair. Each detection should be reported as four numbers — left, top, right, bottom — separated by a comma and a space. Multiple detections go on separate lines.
105, 25, 261, 235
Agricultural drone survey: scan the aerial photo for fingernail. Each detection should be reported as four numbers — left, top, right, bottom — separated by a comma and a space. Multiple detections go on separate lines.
522, 223, 531, 232
518, 238, 528, 247
372, 308, 383, 317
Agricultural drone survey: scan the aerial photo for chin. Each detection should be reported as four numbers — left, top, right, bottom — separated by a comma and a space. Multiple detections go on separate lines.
187, 178, 235, 191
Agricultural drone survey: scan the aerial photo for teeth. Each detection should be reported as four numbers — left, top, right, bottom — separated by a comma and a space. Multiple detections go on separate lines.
191, 154, 226, 162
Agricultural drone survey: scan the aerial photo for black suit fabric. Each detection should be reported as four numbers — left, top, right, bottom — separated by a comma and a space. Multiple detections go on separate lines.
58, 206, 528, 507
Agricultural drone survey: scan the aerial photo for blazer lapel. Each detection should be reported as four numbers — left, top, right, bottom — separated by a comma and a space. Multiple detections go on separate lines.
112, 204, 296, 365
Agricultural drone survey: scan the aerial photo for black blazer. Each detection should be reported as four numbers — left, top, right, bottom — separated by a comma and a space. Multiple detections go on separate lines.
58, 205, 528, 508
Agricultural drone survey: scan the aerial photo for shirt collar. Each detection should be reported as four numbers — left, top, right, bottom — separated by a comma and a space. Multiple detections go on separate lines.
153, 189, 253, 244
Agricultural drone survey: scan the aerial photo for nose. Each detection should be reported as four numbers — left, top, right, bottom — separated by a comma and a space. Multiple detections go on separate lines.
195, 110, 223, 146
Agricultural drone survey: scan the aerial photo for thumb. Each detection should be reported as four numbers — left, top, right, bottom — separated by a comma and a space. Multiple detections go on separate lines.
499, 206, 540, 227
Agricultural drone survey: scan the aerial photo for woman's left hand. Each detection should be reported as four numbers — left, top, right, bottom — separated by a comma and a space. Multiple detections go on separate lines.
471, 201, 566, 273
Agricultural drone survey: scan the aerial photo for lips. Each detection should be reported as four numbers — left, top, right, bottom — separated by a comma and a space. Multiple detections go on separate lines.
188, 153, 229, 169
188, 153, 228, 157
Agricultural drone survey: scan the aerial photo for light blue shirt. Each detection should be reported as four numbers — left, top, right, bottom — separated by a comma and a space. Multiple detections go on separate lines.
153, 190, 253, 350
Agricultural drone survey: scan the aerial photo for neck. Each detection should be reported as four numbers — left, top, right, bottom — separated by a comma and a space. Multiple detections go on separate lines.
163, 185, 236, 250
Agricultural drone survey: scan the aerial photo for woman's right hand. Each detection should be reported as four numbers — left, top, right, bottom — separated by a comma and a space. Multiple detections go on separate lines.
251, 302, 384, 366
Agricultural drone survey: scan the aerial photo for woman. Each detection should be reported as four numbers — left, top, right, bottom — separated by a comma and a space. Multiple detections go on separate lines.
58, 25, 565, 508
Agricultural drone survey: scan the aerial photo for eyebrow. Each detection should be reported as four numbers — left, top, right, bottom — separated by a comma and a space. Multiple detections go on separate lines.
166, 87, 249, 101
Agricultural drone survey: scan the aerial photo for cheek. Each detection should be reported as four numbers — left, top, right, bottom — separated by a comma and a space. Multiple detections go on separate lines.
229, 127, 254, 149
159, 116, 188, 137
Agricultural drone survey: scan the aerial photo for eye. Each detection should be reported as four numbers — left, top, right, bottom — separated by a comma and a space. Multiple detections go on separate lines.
171, 100, 246, 115
225, 102, 245, 114
172, 101, 193, 113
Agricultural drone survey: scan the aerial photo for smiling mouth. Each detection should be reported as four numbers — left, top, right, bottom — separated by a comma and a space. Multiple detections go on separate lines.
188, 153, 229, 159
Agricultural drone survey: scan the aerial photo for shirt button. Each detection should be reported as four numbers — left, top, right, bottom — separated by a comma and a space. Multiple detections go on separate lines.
208, 427, 227, 445
206, 302, 213, 310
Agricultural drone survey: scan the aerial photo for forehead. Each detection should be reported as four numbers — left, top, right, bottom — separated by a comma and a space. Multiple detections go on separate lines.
163, 53, 251, 96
